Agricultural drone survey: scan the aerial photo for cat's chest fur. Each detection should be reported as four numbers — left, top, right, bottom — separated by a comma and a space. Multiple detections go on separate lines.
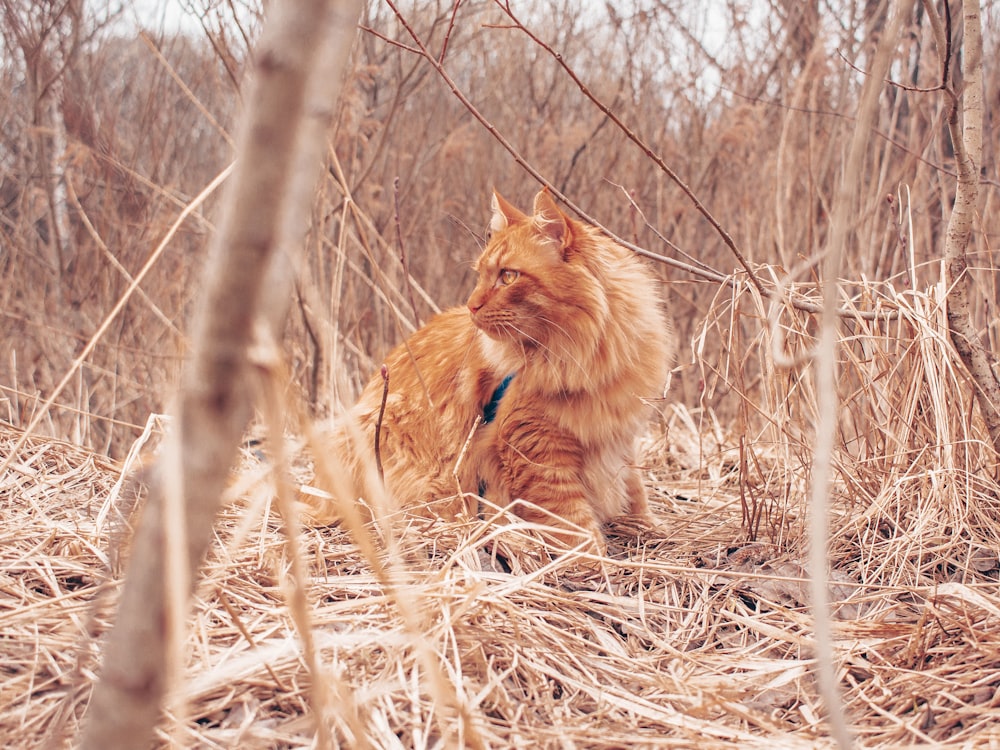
471, 349, 657, 524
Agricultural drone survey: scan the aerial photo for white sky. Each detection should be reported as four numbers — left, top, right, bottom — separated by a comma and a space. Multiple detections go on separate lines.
128, 0, 212, 33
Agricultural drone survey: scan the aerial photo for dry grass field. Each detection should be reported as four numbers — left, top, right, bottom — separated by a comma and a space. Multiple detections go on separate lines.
2, 0, 1000, 747
3, 398, 1000, 748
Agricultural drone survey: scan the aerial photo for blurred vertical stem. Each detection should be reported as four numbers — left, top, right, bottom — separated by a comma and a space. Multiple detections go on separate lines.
941, 1, 1000, 455
810, 1, 914, 747
78, 1, 362, 749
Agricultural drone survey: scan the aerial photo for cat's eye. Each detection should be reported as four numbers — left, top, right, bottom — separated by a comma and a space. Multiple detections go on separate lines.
498, 269, 520, 285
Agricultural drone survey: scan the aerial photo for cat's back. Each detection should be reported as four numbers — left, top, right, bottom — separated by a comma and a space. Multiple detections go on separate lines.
365, 307, 482, 404
362, 307, 494, 410
330, 306, 503, 514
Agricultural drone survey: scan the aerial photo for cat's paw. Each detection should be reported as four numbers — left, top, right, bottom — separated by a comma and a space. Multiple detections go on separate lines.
543, 527, 609, 577
608, 511, 661, 538
296, 484, 341, 526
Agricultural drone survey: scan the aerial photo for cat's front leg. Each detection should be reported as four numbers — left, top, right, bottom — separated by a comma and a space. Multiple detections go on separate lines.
625, 465, 652, 520
495, 414, 606, 556
518, 500, 607, 558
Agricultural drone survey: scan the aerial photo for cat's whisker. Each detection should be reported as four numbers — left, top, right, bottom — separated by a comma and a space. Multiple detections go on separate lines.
534, 314, 598, 388
503, 322, 557, 368
501, 315, 596, 392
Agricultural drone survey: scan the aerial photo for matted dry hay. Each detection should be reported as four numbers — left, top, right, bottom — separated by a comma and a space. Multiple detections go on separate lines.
4, 283, 1000, 748
2, 420, 999, 747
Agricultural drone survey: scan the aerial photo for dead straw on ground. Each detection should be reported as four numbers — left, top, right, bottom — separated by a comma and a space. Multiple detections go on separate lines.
2, 272, 1000, 749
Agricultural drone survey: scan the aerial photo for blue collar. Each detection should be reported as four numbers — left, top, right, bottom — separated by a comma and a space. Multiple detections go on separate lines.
482, 373, 515, 424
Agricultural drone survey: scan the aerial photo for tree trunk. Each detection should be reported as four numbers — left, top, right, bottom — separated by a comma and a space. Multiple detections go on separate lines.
941, 1, 1000, 457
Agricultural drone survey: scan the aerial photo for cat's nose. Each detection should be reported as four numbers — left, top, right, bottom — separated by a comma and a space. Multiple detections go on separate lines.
467, 293, 484, 313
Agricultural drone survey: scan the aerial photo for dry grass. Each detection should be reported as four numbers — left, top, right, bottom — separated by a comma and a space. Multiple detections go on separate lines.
3, 2, 1000, 747
4, 270, 1000, 748
6, 2, 997, 455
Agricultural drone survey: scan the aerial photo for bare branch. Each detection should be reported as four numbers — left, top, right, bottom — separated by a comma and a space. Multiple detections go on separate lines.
489, 0, 767, 298
375, 363, 389, 481
377, 1, 900, 326
378, 0, 720, 283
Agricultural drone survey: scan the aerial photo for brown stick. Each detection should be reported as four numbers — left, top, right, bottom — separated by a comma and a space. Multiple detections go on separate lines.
375, 364, 389, 481
78, 2, 363, 748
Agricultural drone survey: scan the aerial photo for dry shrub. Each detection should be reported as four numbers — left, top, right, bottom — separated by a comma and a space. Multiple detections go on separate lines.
695, 259, 1000, 564
8, 257, 1000, 748
3, 1, 998, 449
0, 13, 238, 455
3, 339, 1000, 748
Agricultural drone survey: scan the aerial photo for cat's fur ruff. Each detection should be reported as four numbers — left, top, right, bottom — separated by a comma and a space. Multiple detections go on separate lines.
304, 189, 672, 550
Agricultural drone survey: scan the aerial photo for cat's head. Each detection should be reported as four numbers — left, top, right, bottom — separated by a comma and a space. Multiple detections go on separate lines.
467, 189, 606, 352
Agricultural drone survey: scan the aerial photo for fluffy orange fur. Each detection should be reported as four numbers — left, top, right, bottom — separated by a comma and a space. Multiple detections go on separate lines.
304, 189, 672, 551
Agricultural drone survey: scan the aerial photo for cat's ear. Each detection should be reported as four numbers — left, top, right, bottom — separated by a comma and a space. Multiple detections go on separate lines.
490, 190, 527, 236
531, 188, 570, 254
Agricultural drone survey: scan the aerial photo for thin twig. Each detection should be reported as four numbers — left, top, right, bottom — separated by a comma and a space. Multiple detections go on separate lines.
139, 31, 235, 147
489, 1, 767, 298
393, 177, 421, 325
608, 180, 720, 278
374, 364, 389, 482
453, 413, 481, 500
375, 2, 718, 283
437, 0, 462, 64
255, 331, 353, 749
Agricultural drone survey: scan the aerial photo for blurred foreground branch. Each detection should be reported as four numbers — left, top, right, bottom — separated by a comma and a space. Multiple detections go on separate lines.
807, 2, 915, 745
79, 1, 362, 748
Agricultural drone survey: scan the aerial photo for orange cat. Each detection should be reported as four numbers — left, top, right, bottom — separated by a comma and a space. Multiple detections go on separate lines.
305, 189, 672, 552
